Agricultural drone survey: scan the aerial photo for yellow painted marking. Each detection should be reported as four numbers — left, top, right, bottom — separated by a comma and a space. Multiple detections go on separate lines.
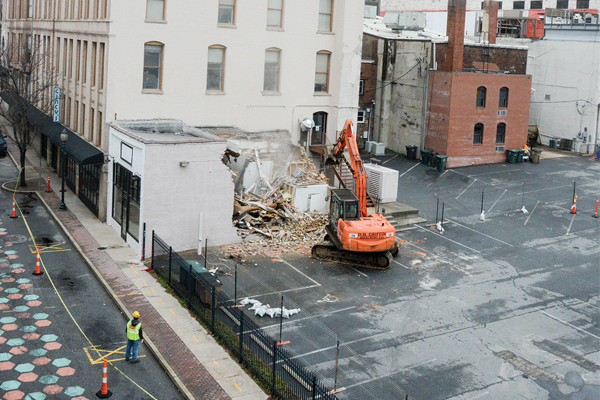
134, 270, 139, 276
193, 335, 199, 343
234, 383, 242, 392
117, 292, 142, 298
170, 309, 176, 315
213, 359, 219, 367
142, 280, 147, 286
44, 306, 56, 309
83, 344, 146, 364
2, 310, 16, 313
159, 298, 165, 304
28, 242, 70, 253
150, 288, 156, 294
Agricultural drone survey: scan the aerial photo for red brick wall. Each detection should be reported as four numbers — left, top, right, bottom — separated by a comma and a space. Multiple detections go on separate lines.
483, 0, 499, 44
446, 0, 467, 72
435, 43, 527, 74
425, 71, 452, 155
444, 73, 532, 167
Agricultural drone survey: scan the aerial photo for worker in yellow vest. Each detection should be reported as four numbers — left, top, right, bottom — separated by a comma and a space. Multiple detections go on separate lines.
125, 311, 144, 363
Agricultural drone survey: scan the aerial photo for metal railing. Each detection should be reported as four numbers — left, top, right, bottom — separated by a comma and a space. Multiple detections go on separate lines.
151, 232, 339, 400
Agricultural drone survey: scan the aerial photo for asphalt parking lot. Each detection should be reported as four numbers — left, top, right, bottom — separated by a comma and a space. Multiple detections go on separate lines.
211, 149, 600, 400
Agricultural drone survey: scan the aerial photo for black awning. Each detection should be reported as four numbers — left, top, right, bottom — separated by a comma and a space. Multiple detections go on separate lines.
2, 92, 104, 165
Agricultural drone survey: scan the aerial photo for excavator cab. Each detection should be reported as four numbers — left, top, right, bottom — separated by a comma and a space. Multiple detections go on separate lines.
328, 189, 360, 231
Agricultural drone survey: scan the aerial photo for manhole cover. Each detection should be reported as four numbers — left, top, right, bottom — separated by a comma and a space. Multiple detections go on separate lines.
3, 234, 29, 244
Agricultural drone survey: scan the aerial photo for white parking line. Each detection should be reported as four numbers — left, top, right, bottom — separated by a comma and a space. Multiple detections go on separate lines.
566, 213, 576, 236
524, 201, 540, 226
456, 179, 477, 200
399, 162, 420, 178
542, 311, 600, 340
468, 169, 521, 177
446, 219, 513, 247
415, 225, 482, 254
276, 258, 321, 285
519, 184, 571, 194
488, 189, 507, 212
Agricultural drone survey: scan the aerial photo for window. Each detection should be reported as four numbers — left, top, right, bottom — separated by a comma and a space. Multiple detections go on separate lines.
556, 0, 568, 8
267, 0, 283, 28
357, 110, 365, 123
143, 42, 163, 90
496, 123, 506, 144
476, 86, 486, 107
207, 46, 225, 91
91, 42, 97, 87
359, 79, 365, 95
218, 0, 235, 25
474, 123, 484, 144
498, 2, 502, 9
99, 43, 105, 89
82, 41, 87, 84
499, 87, 509, 108
318, 0, 333, 32
314, 51, 331, 93
263, 48, 280, 92
576, 0, 589, 8
513, 1, 525, 9
530, 0, 542, 8
146, 0, 165, 20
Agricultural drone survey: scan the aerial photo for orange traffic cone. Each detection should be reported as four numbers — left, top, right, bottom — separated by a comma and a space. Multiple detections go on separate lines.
33, 246, 43, 276
10, 196, 17, 219
96, 357, 112, 398
570, 194, 577, 214
593, 197, 598, 218
46, 174, 52, 193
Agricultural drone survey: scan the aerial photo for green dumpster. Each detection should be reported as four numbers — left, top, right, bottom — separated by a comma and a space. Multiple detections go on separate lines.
434, 154, 448, 172
506, 149, 518, 163
420, 149, 432, 165
517, 149, 525, 163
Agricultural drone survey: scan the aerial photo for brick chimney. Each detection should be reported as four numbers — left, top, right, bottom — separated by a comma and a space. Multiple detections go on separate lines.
446, 0, 466, 72
483, 0, 499, 44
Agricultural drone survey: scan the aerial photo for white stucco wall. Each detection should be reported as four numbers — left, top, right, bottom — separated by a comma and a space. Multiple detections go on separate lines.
105, 1, 363, 147
526, 40, 600, 150
107, 126, 240, 256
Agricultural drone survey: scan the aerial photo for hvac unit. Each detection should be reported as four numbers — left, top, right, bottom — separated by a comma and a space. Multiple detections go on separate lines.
373, 142, 386, 156
364, 164, 398, 203
365, 141, 375, 153
497, 110, 507, 116
495, 146, 505, 152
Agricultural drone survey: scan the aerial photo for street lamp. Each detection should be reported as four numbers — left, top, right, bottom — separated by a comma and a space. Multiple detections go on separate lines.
58, 129, 68, 211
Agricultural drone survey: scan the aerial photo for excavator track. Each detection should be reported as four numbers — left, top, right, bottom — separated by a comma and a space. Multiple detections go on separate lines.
311, 240, 393, 270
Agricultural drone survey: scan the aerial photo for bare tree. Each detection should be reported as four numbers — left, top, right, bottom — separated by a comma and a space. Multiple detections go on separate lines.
0, 34, 58, 185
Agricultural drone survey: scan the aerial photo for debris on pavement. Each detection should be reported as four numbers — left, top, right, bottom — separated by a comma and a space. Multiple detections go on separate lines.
239, 297, 301, 318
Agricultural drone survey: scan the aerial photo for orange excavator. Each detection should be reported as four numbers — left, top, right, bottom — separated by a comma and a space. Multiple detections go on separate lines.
311, 119, 399, 269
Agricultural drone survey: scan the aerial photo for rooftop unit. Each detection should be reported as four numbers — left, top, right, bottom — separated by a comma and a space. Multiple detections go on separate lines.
382, 11, 426, 31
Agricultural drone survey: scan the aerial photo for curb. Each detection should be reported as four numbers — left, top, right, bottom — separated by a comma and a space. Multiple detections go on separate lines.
36, 193, 195, 400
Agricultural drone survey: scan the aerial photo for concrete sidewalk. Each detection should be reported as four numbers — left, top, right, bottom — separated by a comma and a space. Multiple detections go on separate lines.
3, 138, 268, 400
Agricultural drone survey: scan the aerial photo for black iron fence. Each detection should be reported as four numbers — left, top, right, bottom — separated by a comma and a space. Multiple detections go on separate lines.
151, 232, 339, 400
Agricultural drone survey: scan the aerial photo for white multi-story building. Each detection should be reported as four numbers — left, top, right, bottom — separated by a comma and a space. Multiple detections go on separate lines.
2, 0, 363, 226
381, 0, 599, 11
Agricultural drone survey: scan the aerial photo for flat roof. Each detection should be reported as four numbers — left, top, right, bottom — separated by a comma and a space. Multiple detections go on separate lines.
110, 119, 226, 144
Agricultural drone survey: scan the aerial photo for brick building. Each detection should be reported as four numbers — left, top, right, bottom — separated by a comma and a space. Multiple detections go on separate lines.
425, 0, 532, 167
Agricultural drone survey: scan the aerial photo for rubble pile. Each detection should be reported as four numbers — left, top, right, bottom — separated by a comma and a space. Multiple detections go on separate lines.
226, 202, 328, 259
224, 147, 330, 259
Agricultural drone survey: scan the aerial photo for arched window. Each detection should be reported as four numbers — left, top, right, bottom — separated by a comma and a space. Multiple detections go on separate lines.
143, 42, 164, 91
474, 123, 484, 144
499, 87, 509, 108
264, 48, 281, 92
496, 123, 506, 144
314, 51, 331, 93
476, 86, 486, 107
207, 45, 226, 91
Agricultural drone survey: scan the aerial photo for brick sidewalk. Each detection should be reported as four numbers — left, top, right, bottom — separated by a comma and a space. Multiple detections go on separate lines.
7, 140, 231, 400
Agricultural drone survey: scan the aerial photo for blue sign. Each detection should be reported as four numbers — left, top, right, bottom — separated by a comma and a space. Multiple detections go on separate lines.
52, 87, 61, 123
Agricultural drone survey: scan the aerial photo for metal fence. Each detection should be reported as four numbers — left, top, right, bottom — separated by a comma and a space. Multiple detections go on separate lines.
151, 232, 339, 400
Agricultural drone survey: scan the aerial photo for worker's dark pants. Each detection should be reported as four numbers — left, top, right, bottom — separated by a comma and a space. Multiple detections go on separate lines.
125, 339, 140, 362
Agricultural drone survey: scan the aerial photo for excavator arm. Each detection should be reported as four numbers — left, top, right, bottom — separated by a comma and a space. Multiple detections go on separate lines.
332, 119, 368, 218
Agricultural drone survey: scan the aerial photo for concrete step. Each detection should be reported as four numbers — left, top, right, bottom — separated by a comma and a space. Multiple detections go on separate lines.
367, 201, 427, 229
